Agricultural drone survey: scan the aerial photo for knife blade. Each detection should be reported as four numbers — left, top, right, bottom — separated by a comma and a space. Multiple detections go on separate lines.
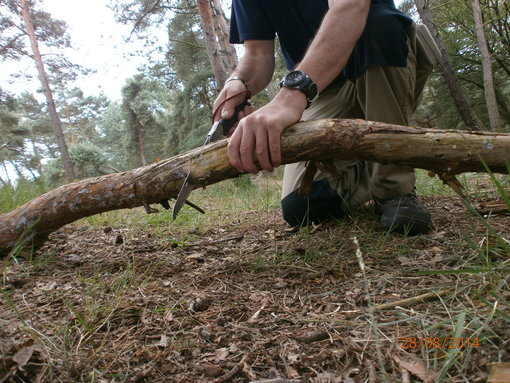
172, 100, 250, 220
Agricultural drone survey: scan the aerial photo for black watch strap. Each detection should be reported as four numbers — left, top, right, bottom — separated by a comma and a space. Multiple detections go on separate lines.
280, 70, 319, 108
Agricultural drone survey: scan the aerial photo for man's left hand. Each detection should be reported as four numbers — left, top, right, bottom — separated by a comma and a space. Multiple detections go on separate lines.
227, 88, 308, 174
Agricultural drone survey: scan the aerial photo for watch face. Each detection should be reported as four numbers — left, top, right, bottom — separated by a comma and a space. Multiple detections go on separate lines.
285, 70, 306, 87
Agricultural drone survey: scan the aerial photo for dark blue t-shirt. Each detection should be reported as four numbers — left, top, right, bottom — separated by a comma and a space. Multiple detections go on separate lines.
229, 0, 413, 81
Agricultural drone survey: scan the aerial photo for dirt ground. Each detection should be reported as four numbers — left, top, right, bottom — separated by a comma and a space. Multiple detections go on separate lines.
1, 194, 509, 382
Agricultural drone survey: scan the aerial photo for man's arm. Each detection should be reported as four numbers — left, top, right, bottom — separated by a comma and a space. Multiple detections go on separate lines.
213, 39, 275, 121
298, 0, 370, 91
227, 0, 371, 174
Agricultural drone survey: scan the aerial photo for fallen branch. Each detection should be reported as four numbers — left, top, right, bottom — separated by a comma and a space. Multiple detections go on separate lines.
1, 119, 510, 255
370, 289, 451, 311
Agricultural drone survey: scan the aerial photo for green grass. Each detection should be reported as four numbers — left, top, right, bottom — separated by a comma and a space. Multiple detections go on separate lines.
1, 169, 509, 382
0, 178, 50, 213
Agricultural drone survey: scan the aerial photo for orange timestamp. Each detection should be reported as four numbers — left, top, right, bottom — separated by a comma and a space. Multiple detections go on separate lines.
401, 337, 480, 350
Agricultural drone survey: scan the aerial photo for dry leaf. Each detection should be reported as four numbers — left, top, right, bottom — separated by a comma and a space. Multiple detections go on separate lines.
286, 364, 301, 379
13, 345, 36, 366
488, 362, 510, 383
391, 353, 436, 383
156, 335, 169, 348
163, 310, 174, 322
214, 347, 229, 362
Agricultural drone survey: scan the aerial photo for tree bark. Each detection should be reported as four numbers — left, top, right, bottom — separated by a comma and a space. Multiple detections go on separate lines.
210, 0, 238, 72
414, 0, 483, 131
20, 0, 75, 181
471, 0, 502, 131
197, 0, 228, 88
1, 118, 510, 255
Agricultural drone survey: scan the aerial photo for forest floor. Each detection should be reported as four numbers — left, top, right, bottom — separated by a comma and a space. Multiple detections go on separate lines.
1, 171, 510, 383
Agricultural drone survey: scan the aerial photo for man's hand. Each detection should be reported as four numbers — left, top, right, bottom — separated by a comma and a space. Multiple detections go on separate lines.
227, 88, 308, 174
213, 79, 252, 125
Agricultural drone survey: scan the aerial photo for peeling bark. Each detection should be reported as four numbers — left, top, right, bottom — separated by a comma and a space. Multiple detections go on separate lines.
1, 119, 510, 255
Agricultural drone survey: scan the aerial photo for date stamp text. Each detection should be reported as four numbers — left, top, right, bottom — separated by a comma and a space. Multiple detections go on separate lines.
401, 337, 480, 350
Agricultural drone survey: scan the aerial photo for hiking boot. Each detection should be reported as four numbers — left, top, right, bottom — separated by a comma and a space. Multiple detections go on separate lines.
374, 189, 431, 235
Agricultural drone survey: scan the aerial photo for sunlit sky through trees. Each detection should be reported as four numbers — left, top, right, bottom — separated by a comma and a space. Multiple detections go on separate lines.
1, 0, 404, 102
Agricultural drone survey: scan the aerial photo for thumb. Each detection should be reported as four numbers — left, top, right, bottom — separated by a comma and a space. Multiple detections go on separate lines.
221, 99, 237, 120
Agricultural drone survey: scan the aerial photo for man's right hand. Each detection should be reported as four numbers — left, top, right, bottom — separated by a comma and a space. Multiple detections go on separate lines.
213, 79, 253, 135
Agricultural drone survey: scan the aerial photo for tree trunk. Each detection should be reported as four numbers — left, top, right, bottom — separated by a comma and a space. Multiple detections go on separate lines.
30, 138, 43, 175
414, 0, 483, 131
20, 0, 75, 181
2, 118, 510, 255
471, 0, 502, 131
210, 0, 238, 72
197, 0, 228, 89
136, 120, 147, 166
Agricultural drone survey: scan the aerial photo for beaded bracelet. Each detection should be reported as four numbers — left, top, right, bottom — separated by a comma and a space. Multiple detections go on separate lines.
225, 77, 248, 89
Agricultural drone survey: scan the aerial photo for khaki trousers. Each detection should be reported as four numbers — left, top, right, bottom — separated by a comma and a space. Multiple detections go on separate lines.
281, 24, 440, 213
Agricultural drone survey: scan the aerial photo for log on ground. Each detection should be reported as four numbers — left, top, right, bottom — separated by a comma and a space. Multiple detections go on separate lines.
1, 118, 509, 255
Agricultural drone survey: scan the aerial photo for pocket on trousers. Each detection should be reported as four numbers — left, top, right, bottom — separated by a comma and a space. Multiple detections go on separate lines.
416, 24, 441, 71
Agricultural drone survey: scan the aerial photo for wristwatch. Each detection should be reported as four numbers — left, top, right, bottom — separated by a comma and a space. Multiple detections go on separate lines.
279, 70, 319, 108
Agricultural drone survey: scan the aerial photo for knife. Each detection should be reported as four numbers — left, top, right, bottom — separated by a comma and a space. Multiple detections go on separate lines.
172, 100, 250, 219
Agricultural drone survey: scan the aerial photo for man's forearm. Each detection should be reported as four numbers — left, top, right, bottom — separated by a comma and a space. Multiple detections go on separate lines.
297, 0, 371, 91
230, 40, 275, 96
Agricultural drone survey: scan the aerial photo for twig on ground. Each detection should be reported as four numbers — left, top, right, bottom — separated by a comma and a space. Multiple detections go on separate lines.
248, 296, 270, 322
188, 234, 245, 247
214, 354, 250, 383
370, 289, 451, 312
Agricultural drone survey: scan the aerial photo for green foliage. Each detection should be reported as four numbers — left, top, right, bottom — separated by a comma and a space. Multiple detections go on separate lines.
120, 74, 172, 169
56, 88, 110, 145
404, 0, 510, 130
44, 143, 110, 185
0, 88, 23, 153
95, 101, 128, 171
162, 6, 215, 155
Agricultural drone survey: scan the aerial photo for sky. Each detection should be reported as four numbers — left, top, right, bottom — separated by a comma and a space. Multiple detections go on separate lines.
1, 0, 166, 101
1, 0, 405, 102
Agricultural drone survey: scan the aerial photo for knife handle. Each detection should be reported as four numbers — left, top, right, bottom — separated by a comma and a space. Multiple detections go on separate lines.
219, 100, 251, 136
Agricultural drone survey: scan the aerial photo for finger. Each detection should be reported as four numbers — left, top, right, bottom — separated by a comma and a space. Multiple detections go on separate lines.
227, 123, 245, 172
213, 82, 247, 121
254, 125, 273, 172
220, 94, 248, 121
227, 109, 246, 137
267, 125, 282, 169
238, 121, 258, 174
243, 103, 253, 117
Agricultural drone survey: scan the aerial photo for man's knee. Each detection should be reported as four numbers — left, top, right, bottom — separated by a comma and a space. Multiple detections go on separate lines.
281, 179, 345, 226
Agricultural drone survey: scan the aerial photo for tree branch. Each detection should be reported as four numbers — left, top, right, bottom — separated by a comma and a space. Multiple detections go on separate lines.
1, 118, 510, 255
